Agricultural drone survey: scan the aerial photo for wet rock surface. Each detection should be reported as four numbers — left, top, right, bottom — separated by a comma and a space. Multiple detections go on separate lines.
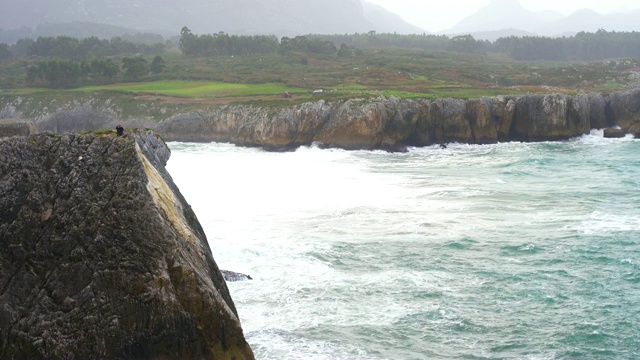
221, 271, 253, 282
0, 130, 254, 359
603, 127, 627, 138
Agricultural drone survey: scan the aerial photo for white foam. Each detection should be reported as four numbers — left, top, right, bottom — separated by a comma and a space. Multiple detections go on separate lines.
573, 211, 640, 235
166, 141, 640, 359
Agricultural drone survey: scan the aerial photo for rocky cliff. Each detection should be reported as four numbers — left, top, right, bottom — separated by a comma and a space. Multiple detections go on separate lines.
155, 90, 639, 150
0, 130, 254, 359
2, 89, 639, 151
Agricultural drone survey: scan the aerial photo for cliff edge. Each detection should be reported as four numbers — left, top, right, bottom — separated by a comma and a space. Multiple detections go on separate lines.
2, 89, 639, 151
0, 130, 254, 359
156, 91, 639, 150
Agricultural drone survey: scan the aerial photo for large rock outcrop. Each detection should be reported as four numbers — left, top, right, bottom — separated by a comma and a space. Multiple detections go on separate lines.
511, 94, 591, 141
2, 89, 639, 151
0, 119, 38, 138
608, 88, 640, 135
0, 131, 254, 359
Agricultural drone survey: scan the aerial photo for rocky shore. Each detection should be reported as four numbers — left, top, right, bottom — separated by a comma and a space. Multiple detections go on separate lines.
1, 90, 639, 151
0, 130, 254, 359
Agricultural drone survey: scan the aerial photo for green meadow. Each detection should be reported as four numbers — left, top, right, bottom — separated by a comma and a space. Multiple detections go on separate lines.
74, 81, 308, 98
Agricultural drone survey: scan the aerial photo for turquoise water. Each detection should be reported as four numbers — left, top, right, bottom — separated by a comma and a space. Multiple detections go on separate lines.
167, 133, 640, 359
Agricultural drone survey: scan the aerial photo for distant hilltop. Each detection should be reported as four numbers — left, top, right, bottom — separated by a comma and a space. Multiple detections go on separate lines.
444, 0, 640, 40
0, 0, 423, 40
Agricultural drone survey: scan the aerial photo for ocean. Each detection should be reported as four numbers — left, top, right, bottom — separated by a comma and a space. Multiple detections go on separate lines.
166, 131, 640, 360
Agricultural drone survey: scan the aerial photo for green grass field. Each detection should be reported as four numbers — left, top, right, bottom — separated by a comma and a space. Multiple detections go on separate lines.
74, 81, 308, 98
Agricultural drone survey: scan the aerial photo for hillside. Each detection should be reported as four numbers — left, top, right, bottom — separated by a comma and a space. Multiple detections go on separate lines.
1, 0, 423, 39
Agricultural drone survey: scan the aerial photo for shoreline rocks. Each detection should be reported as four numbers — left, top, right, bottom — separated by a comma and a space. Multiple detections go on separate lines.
2, 90, 639, 151
153, 91, 638, 150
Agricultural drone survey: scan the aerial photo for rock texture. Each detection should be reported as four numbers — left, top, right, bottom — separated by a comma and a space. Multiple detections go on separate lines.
0, 131, 254, 359
2, 89, 639, 151
511, 94, 591, 142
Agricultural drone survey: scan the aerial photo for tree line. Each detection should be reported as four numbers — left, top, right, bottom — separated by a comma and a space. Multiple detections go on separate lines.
317, 30, 640, 61
315, 32, 485, 55
0, 34, 167, 88
178, 27, 341, 57
494, 30, 640, 61
176, 28, 640, 62
26, 56, 166, 88
4, 29, 639, 63
1, 35, 165, 61
179, 27, 278, 57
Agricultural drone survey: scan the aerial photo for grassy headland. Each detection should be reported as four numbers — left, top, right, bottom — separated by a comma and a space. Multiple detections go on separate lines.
2, 41, 639, 108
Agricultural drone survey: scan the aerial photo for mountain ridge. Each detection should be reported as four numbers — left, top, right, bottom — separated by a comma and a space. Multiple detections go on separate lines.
0, 0, 424, 38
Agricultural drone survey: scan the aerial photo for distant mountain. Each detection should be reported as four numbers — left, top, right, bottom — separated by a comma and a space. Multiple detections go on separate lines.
542, 9, 640, 35
361, 2, 425, 34
444, 0, 640, 38
446, 0, 561, 35
0, 0, 424, 40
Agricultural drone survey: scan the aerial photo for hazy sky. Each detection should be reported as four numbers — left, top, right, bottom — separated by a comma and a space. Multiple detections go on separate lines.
365, 0, 640, 32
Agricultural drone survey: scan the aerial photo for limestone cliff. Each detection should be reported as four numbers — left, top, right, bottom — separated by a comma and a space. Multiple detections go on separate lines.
155, 91, 636, 150
0, 131, 254, 359
2, 89, 639, 151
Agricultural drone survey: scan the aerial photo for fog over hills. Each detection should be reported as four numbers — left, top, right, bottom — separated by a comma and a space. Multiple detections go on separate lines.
0, 0, 423, 40
445, 0, 640, 39
446, 0, 562, 35
4, 0, 640, 44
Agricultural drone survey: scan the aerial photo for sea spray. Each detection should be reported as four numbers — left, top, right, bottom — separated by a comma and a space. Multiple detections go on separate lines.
167, 134, 640, 359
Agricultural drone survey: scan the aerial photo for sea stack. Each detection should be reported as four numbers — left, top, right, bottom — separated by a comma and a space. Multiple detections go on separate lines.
0, 130, 254, 359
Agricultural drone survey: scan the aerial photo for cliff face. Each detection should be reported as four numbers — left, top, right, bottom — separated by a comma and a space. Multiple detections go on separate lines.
0, 131, 254, 359
511, 94, 591, 142
2, 89, 638, 151
155, 91, 638, 150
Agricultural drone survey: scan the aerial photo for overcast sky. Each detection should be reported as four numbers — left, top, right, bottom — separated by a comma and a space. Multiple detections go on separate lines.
365, 0, 640, 32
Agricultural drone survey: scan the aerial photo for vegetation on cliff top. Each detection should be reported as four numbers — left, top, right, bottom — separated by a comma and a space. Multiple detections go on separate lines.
1, 29, 640, 105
